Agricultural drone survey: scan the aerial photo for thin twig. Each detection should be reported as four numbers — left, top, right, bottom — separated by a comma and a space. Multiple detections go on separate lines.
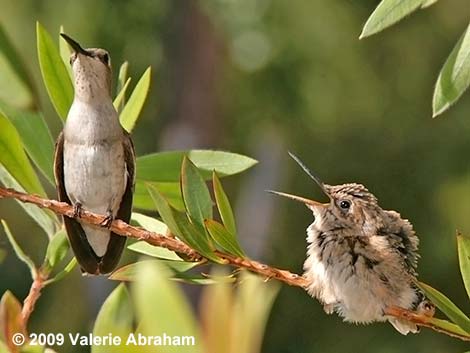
1, 186, 469, 341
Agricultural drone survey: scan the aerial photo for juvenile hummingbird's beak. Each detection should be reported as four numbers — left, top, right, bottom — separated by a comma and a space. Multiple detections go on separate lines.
60, 33, 91, 56
288, 152, 331, 199
267, 190, 327, 208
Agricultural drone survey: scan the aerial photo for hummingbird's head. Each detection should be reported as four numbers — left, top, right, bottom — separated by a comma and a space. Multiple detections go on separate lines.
61, 33, 112, 101
269, 153, 382, 234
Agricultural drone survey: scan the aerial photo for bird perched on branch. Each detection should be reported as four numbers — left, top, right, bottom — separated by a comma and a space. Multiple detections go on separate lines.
54, 34, 135, 275
270, 153, 434, 334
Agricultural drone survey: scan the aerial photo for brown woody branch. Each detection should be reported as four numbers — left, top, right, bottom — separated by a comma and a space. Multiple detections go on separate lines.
1, 186, 469, 341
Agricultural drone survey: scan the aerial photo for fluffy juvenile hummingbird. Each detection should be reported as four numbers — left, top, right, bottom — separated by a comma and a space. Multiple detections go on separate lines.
54, 34, 135, 275
271, 153, 434, 334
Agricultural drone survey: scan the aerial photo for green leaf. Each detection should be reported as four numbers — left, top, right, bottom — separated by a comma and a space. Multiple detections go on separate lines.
59, 26, 72, 79
0, 291, 26, 351
0, 103, 55, 184
205, 219, 245, 258
0, 24, 35, 110
110, 259, 203, 281
213, 171, 237, 235
181, 156, 213, 225
113, 78, 131, 112
43, 258, 77, 285
0, 165, 56, 236
36, 22, 73, 121
134, 181, 185, 211
119, 67, 151, 132
421, 0, 438, 8
426, 317, 470, 339
360, 0, 427, 39
128, 241, 181, 260
1, 220, 36, 275
43, 229, 69, 272
457, 233, 470, 300
137, 150, 258, 183
92, 284, 133, 353
171, 272, 236, 285
131, 212, 168, 233
433, 24, 470, 117
0, 111, 46, 196
418, 281, 470, 333
132, 261, 203, 353
147, 185, 223, 263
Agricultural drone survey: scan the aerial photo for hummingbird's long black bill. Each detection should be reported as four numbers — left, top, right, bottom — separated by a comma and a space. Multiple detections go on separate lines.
60, 33, 90, 56
267, 190, 326, 208
288, 152, 330, 198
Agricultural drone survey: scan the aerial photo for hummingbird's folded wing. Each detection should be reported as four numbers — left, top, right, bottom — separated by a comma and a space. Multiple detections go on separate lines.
54, 131, 100, 274
98, 131, 135, 274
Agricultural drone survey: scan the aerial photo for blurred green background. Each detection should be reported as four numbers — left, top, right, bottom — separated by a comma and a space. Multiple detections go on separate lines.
0, 0, 469, 352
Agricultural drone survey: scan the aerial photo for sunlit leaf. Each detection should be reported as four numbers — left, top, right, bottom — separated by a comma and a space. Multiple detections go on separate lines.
148, 185, 223, 263
133, 181, 184, 211
132, 261, 203, 353
421, 0, 438, 8
205, 220, 245, 258
0, 24, 35, 110
213, 171, 237, 235
418, 281, 470, 333
0, 103, 55, 184
110, 259, 203, 281
0, 112, 46, 196
43, 229, 69, 272
59, 26, 72, 79
119, 67, 151, 132
36, 22, 73, 121
181, 156, 213, 226
360, 0, 427, 39
457, 234, 470, 300
128, 241, 181, 260
92, 284, 133, 353
113, 78, 131, 112
433, 24, 470, 117
137, 150, 257, 183
131, 212, 168, 233
1, 220, 36, 275
0, 165, 56, 237
0, 291, 25, 353
426, 316, 470, 339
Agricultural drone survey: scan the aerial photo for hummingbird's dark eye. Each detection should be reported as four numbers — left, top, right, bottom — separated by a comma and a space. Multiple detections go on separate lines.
339, 200, 351, 209
101, 53, 109, 65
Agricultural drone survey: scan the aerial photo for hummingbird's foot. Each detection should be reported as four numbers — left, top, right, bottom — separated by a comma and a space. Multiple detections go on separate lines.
417, 300, 435, 317
323, 303, 336, 315
100, 210, 114, 229
73, 202, 83, 218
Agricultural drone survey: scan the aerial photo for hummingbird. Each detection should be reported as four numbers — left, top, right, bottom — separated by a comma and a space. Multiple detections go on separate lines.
54, 34, 135, 275
270, 153, 434, 334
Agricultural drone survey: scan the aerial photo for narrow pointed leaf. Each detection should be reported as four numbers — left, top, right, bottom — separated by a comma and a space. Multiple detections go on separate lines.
110, 260, 203, 281
132, 261, 203, 353
148, 185, 223, 263
0, 112, 46, 196
421, 0, 438, 8
43, 229, 69, 272
1, 220, 36, 274
457, 234, 470, 300
0, 165, 56, 236
36, 22, 73, 121
181, 156, 213, 225
360, 0, 426, 39
113, 77, 131, 112
59, 26, 72, 79
115, 61, 129, 112
418, 281, 470, 333
128, 241, 181, 260
0, 103, 55, 184
134, 181, 184, 211
205, 220, 245, 257
0, 24, 35, 110
92, 284, 133, 353
0, 291, 25, 352
172, 272, 236, 285
119, 67, 151, 132
131, 212, 168, 233
426, 317, 470, 339
433, 24, 470, 117
213, 171, 237, 235
137, 150, 257, 182
43, 258, 77, 285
